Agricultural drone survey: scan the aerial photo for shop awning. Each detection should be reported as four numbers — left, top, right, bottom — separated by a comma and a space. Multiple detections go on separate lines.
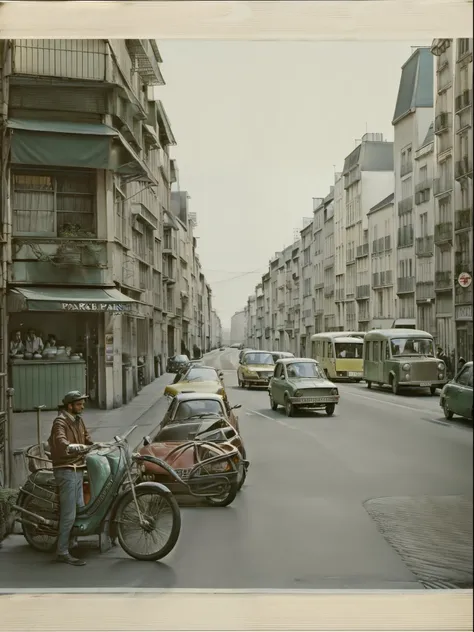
7, 118, 158, 185
8, 286, 138, 313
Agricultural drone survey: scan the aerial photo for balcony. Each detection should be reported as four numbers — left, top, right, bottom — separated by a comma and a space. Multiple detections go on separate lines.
415, 179, 432, 194
400, 161, 413, 178
356, 284, 370, 300
372, 271, 393, 288
397, 225, 414, 248
455, 284, 473, 306
434, 222, 453, 244
455, 156, 473, 180
455, 208, 473, 231
415, 235, 434, 257
163, 233, 178, 258
398, 196, 414, 215
356, 243, 369, 258
433, 178, 453, 197
455, 90, 472, 113
397, 277, 415, 294
416, 281, 435, 302
12, 237, 109, 285
126, 40, 165, 86
435, 271, 452, 291
434, 111, 452, 134
455, 258, 472, 276
324, 254, 335, 269
284, 319, 294, 330
324, 285, 335, 298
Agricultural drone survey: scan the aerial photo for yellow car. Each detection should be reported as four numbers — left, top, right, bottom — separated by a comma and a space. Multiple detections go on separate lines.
237, 350, 275, 389
164, 365, 228, 399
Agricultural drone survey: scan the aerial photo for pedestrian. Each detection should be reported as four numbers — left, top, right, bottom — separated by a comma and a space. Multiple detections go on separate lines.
457, 357, 466, 373
48, 391, 93, 566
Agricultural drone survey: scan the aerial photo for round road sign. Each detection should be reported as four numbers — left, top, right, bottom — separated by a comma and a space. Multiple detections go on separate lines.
458, 272, 472, 288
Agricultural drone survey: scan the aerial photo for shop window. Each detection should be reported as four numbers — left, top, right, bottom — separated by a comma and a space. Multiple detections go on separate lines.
12, 171, 96, 237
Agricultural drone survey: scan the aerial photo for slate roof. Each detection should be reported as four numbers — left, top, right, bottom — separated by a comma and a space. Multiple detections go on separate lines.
392, 47, 434, 124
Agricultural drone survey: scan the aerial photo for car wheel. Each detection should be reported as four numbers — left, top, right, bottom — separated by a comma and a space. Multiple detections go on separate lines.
443, 399, 454, 420
430, 385, 437, 396
367, 381, 372, 389
205, 481, 239, 507
284, 396, 295, 417
391, 376, 399, 395
325, 403, 336, 416
269, 394, 278, 411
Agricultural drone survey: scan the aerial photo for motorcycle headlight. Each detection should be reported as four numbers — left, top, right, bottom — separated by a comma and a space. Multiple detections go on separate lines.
206, 459, 232, 473
402, 363, 411, 371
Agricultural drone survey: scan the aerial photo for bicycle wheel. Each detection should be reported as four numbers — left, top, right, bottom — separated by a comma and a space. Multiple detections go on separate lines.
115, 487, 181, 561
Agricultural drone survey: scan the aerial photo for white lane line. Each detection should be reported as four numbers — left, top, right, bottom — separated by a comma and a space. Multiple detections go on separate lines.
246, 409, 301, 431
339, 389, 440, 414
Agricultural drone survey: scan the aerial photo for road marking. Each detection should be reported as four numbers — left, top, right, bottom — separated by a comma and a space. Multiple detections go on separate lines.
247, 408, 297, 429
339, 389, 438, 414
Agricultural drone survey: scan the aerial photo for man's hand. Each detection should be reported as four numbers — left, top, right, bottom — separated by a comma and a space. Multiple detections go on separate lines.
67, 443, 88, 454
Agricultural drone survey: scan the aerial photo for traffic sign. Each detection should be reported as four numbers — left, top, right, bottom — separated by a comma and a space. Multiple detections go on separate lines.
458, 272, 472, 288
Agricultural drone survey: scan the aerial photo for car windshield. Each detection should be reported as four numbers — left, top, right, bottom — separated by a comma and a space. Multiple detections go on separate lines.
286, 362, 325, 379
184, 367, 218, 382
244, 352, 274, 365
390, 338, 435, 357
174, 399, 224, 420
335, 342, 363, 358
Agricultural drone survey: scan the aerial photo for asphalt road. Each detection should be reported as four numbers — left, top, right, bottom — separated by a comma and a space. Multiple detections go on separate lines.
0, 348, 472, 590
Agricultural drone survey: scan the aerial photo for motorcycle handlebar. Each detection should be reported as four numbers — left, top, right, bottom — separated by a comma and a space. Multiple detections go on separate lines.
83, 425, 139, 453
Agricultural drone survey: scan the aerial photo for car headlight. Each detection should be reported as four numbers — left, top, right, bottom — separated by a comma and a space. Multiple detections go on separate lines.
294, 390, 302, 397
218, 387, 225, 396
402, 363, 411, 371
438, 362, 445, 371
330, 388, 339, 395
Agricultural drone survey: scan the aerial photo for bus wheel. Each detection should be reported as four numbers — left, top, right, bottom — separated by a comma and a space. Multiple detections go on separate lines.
367, 381, 372, 389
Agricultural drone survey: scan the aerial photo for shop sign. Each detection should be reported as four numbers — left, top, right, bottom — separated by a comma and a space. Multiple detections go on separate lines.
61, 302, 133, 312
455, 304, 472, 321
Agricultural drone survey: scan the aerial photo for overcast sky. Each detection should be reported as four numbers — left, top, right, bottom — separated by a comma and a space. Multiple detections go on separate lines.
159, 40, 430, 329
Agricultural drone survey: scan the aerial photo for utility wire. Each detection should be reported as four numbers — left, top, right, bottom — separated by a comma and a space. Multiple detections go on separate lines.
208, 268, 265, 284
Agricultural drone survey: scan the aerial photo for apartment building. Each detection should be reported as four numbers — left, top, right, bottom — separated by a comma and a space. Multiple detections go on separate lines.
392, 47, 434, 329
414, 123, 437, 336
245, 295, 257, 349
343, 133, 394, 331
431, 38, 473, 363
230, 308, 246, 345
0, 39, 218, 415
452, 38, 473, 362
333, 172, 346, 330
323, 189, 336, 332
210, 308, 222, 349
368, 193, 396, 329
300, 220, 314, 355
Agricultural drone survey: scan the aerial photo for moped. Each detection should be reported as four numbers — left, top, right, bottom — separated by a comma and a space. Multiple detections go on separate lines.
13, 425, 183, 561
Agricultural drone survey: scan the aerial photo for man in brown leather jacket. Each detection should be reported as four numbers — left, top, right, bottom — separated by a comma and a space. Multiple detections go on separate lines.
49, 391, 93, 566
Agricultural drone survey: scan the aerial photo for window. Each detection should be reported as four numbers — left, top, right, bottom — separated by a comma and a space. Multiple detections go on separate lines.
419, 165, 428, 182
457, 364, 473, 387
12, 171, 96, 237
458, 38, 470, 59
420, 212, 428, 237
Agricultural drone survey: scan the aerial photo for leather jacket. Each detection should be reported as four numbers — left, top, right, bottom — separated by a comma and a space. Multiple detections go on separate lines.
48, 411, 93, 468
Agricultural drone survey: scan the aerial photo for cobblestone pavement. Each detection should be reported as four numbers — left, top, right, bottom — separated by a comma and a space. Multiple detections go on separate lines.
364, 495, 473, 588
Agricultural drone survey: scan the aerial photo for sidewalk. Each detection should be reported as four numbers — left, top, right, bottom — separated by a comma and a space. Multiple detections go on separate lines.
9, 372, 174, 488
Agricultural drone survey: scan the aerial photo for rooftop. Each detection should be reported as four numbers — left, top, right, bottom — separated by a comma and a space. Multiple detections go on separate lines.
392, 47, 434, 125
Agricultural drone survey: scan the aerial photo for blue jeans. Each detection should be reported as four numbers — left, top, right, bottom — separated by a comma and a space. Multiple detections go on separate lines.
54, 468, 85, 556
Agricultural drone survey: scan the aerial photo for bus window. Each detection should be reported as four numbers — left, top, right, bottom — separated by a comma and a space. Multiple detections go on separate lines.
335, 341, 363, 358
373, 342, 380, 362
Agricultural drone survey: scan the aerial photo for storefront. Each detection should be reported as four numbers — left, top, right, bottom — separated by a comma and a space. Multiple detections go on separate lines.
7, 286, 138, 412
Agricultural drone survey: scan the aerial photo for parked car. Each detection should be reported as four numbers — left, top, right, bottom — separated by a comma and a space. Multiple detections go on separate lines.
439, 361, 473, 421
271, 351, 295, 362
164, 365, 228, 399
138, 425, 245, 506
268, 357, 340, 417
159, 391, 242, 434
237, 350, 275, 388
166, 354, 190, 373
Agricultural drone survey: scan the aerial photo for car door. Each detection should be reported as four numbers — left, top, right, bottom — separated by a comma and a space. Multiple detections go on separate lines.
454, 365, 473, 419
271, 362, 284, 403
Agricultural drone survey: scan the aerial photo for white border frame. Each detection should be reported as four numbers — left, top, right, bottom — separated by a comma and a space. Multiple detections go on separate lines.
0, 1, 472, 40
0, 1, 472, 630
